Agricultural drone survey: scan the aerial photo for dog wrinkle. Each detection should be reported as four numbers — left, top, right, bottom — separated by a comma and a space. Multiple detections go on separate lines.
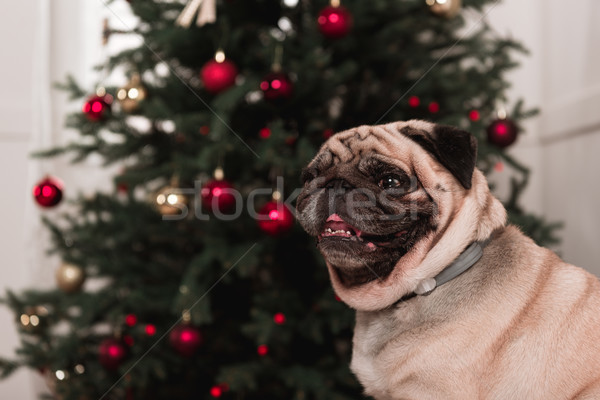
313, 148, 333, 170
296, 189, 324, 236
571, 375, 600, 399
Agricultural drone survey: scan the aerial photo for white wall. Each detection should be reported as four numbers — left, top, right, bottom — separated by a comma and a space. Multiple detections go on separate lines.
539, 0, 600, 273
0, 1, 41, 398
0, 0, 598, 398
0, 1, 106, 398
463, 0, 600, 275
486, 0, 545, 216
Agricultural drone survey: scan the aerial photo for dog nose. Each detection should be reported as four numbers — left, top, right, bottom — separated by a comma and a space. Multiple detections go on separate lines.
326, 179, 353, 191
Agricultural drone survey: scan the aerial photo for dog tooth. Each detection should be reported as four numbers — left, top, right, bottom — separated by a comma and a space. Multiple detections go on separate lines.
346, 231, 351, 235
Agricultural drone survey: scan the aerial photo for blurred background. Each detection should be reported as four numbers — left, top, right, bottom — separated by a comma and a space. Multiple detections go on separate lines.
1, 0, 599, 397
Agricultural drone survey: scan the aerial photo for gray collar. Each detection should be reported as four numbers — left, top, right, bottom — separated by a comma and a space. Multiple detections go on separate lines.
394, 239, 488, 305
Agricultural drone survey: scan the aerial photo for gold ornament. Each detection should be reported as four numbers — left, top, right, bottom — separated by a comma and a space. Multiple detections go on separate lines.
56, 263, 86, 293
43, 366, 91, 400
19, 306, 49, 333
213, 167, 224, 180
117, 74, 147, 113
426, 0, 461, 18
154, 185, 188, 216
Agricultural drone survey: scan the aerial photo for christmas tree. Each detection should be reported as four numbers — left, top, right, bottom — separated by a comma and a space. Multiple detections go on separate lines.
2, 0, 560, 399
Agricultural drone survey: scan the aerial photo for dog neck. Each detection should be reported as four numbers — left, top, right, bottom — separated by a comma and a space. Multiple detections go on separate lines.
392, 239, 490, 306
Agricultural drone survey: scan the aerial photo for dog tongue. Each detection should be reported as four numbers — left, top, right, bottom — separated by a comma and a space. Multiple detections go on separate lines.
324, 214, 362, 237
326, 214, 344, 222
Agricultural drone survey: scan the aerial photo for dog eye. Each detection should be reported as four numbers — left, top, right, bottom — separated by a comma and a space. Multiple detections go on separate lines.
378, 174, 416, 191
378, 175, 402, 189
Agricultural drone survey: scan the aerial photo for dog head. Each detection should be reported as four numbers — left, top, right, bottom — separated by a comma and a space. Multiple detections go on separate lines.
296, 120, 506, 311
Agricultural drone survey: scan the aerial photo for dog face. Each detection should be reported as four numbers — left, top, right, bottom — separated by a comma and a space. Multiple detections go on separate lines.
296, 120, 506, 311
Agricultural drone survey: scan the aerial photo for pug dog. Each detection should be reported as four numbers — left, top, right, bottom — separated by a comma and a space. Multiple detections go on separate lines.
296, 120, 600, 400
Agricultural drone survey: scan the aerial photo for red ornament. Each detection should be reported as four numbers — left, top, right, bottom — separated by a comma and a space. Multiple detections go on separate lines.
260, 72, 294, 101
487, 118, 519, 148
257, 344, 269, 356
469, 110, 480, 121
116, 169, 130, 193
125, 314, 137, 327
200, 59, 238, 94
210, 384, 229, 398
169, 324, 203, 357
408, 96, 420, 108
175, 133, 187, 144
123, 335, 134, 346
200, 125, 210, 135
117, 181, 129, 193
428, 102, 440, 113
33, 176, 63, 208
259, 127, 271, 139
323, 129, 334, 139
145, 324, 157, 336
210, 386, 223, 398
98, 338, 128, 370
82, 94, 112, 121
317, 5, 352, 39
257, 202, 294, 236
285, 135, 298, 146
201, 179, 237, 213
273, 312, 286, 325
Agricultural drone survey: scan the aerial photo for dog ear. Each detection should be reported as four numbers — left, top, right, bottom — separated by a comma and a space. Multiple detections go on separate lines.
401, 124, 477, 189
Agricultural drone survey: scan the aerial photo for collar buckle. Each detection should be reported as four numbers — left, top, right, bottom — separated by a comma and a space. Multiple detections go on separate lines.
394, 240, 489, 307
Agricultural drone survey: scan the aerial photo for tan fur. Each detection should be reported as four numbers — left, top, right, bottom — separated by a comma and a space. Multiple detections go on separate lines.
311, 121, 600, 399
352, 226, 600, 399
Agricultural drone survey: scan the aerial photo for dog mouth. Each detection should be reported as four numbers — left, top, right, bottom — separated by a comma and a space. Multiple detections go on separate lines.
316, 214, 412, 287
318, 214, 408, 247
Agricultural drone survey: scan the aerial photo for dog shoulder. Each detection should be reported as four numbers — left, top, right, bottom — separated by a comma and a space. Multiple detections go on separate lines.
482, 225, 600, 380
